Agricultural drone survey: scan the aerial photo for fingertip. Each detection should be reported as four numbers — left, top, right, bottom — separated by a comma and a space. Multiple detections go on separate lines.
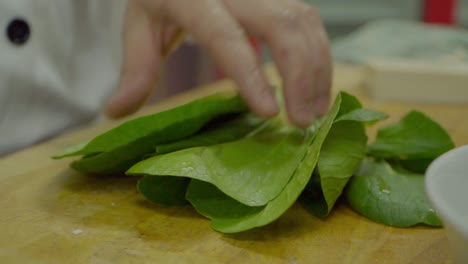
256, 100, 280, 119
104, 93, 134, 119
254, 88, 280, 118
314, 70, 332, 117
286, 103, 315, 128
104, 75, 154, 119
285, 86, 329, 128
287, 92, 331, 127
313, 94, 330, 117
233, 66, 280, 118
104, 95, 126, 119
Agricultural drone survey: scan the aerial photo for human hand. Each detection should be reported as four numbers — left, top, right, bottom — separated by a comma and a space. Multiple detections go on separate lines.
105, 0, 331, 127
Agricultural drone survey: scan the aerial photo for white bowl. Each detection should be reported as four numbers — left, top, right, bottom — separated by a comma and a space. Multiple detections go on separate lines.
426, 145, 468, 264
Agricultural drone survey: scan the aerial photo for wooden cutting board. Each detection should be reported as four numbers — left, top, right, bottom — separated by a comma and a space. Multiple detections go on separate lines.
1, 65, 467, 264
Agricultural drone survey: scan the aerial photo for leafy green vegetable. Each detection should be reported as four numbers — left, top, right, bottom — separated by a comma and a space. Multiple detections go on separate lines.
53, 140, 90, 159
155, 114, 264, 155
186, 180, 263, 219
302, 121, 367, 217
346, 158, 441, 227
398, 158, 434, 174
333, 93, 388, 125
344, 110, 451, 227
301, 96, 387, 217
128, 120, 310, 207
368, 111, 454, 162
65, 92, 246, 156
184, 92, 344, 233
53, 88, 454, 233
137, 176, 190, 206
55, 92, 248, 174
336, 92, 363, 117
335, 109, 389, 124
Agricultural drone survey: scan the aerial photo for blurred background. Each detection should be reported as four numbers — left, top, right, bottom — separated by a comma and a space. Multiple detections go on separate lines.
153, 0, 467, 102
305, 0, 466, 38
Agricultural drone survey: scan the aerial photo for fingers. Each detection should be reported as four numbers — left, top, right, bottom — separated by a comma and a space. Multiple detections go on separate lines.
161, 25, 185, 58
121, 0, 332, 128
105, 1, 162, 118
267, 6, 319, 127
144, 0, 279, 118
224, 0, 332, 127
302, 7, 332, 117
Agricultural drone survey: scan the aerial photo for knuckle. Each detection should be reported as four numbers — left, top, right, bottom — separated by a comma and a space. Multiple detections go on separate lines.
211, 27, 244, 43
193, 20, 244, 45
320, 39, 331, 55
302, 5, 320, 20
272, 4, 322, 33
274, 7, 302, 31
209, 30, 244, 49
299, 4, 324, 27
140, 0, 166, 13
316, 28, 331, 53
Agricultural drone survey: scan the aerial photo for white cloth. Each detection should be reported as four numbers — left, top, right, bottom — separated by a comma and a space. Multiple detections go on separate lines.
0, 1, 127, 155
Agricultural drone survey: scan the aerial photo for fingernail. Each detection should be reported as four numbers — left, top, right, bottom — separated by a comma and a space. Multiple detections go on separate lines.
313, 95, 330, 116
258, 88, 280, 117
291, 103, 316, 128
246, 73, 279, 117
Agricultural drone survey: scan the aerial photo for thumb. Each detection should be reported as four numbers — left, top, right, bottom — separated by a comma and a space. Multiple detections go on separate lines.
105, 2, 162, 118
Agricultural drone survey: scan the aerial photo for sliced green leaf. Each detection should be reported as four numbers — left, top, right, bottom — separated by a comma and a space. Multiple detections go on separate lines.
128, 121, 310, 207
302, 121, 367, 217
185, 92, 344, 233
61, 92, 247, 174
346, 158, 441, 227
368, 111, 454, 161
155, 114, 264, 155
137, 176, 189, 206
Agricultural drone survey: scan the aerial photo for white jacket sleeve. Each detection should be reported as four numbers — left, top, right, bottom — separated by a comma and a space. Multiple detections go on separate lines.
0, 1, 127, 155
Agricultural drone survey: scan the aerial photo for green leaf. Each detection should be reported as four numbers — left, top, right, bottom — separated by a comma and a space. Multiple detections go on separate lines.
52, 140, 90, 159
300, 92, 378, 217
335, 109, 388, 123
337, 92, 362, 118
398, 158, 434, 174
128, 121, 310, 207
302, 121, 367, 217
155, 114, 264, 155
368, 111, 454, 161
72, 141, 157, 174
59, 92, 248, 174
185, 92, 344, 233
186, 180, 263, 219
137, 176, 190, 206
346, 158, 442, 227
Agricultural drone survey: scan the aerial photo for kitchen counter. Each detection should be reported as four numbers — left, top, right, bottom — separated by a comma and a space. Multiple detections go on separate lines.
1, 64, 466, 263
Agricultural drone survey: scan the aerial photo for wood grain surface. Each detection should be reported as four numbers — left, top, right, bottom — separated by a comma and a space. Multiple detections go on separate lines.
1, 64, 466, 264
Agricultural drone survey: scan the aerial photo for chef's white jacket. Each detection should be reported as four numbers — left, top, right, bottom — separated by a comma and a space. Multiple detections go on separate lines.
0, 1, 127, 155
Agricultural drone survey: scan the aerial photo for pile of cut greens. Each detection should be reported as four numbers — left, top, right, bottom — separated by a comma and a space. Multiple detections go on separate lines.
54, 91, 454, 233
